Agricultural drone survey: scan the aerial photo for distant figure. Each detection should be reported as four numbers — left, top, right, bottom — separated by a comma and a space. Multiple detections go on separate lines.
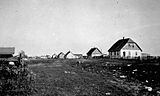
18, 51, 25, 67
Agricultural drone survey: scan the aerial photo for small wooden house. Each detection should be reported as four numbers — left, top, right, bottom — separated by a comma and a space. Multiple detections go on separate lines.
108, 38, 142, 59
57, 52, 65, 59
0, 47, 15, 58
87, 47, 103, 58
51, 54, 57, 59
64, 51, 80, 59
40, 55, 48, 59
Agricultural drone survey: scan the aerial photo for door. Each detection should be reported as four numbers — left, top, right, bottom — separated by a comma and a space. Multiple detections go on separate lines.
123, 52, 126, 57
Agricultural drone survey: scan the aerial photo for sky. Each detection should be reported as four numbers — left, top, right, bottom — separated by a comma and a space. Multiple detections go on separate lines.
0, 0, 160, 56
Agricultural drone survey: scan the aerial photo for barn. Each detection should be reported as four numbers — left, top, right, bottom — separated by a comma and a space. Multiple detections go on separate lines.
87, 47, 103, 58
108, 38, 142, 59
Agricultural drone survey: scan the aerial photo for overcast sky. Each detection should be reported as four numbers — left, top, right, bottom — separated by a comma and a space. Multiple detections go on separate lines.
0, 0, 160, 56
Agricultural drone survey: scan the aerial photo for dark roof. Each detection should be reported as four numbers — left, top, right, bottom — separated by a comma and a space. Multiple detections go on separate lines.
108, 38, 142, 52
64, 51, 75, 58
57, 52, 65, 57
64, 51, 71, 57
87, 47, 102, 56
0, 47, 15, 54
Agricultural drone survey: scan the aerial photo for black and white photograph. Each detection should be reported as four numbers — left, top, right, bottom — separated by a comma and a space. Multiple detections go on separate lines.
0, 0, 160, 95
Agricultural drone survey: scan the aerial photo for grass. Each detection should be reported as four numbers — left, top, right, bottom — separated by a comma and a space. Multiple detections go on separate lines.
29, 59, 142, 96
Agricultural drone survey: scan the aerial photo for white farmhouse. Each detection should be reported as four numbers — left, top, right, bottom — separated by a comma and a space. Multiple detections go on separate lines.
108, 38, 142, 59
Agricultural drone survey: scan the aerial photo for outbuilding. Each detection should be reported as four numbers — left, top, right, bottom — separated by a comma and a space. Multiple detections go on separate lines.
57, 52, 65, 59
87, 47, 103, 58
64, 51, 80, 59
0, 47, 15, 58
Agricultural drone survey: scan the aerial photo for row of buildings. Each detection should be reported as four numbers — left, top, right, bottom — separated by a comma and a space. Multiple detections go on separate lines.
52, 37, 144, 59
0, 37, 146, 59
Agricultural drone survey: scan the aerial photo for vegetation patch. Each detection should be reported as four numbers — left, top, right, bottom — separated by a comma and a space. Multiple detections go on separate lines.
0, 60, 36, 96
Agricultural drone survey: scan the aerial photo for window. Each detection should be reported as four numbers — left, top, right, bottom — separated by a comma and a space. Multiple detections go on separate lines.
114, 52, 116, 55
128, 44, 131, 47
128, 51, 131, 56
135, 52, 137, 55
132, 45, 134, 48
110, 52, 112, 56
117, 52, 119, 55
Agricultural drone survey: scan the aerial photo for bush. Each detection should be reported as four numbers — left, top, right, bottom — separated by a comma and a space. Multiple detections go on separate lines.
0, 61, 36, 96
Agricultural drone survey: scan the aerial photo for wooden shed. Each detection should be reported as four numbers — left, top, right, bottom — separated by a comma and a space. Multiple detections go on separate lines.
0, 47, 15, 58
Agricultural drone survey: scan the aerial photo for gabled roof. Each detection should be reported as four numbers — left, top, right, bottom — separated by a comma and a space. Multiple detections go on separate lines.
51, 54, 57, 58
64, 51, 76, 58
64, 51, 83, 59
57, 52, 65, 57
64, 51, 73, 57
87, 47, 102, 56
58, 52, 65, 56
108, 38, 142, 52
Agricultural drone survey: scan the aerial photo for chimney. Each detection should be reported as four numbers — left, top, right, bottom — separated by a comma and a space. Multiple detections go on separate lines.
123, 37, 125, 39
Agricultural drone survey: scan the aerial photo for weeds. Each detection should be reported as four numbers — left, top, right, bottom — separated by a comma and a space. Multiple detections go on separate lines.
0, 60, 36, 96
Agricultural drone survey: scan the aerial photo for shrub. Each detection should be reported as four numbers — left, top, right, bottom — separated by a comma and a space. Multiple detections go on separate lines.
0, 60, 36, 96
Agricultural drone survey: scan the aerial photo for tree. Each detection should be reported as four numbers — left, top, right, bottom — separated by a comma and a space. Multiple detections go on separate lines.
19, 50, 28, 58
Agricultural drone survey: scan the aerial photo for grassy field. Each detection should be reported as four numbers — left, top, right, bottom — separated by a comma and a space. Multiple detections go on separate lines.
27, 59, 145, 96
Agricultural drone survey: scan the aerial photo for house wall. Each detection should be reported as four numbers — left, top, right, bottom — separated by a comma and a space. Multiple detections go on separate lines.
52, 55, 57, 58
91, 49, 102, 57
66, 53, 79, 59
0, 54, 13, 58
120, 42, 142, 58
40, 56, 47, 59
59, 54, 65, 59
120, 49, 141, 58
109, 51, 121, 58
122, 43, 140, 50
